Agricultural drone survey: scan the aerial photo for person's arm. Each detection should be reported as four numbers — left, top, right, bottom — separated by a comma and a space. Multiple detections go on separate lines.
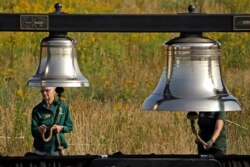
62, 111, 73, 133
211, 119, 224, 142
61, 105, 73, 133
31, 108, 42, 138
206, 112, 226, 149
53, 104, 73, 133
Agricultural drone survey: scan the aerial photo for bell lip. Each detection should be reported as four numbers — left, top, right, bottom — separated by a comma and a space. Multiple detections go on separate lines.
27, 77, 89, 87
142, 94, 241, 112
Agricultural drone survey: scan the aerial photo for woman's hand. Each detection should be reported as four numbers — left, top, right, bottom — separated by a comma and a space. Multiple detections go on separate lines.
205, 138, 215, 150
39, 124, 48, 134
52, 125, 63, 134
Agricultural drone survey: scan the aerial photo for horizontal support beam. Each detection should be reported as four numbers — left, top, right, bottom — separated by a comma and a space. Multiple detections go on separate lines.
0, 154, 250, 167
1, 13, 250, 32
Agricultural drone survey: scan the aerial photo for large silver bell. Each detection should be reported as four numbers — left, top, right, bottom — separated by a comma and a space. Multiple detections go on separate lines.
27, 32, 89, 87
143, 33, 241, 112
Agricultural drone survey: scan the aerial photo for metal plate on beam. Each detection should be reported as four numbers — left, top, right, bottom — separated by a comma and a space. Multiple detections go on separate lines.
234, 16, 250, 30
20, 15, 48, 30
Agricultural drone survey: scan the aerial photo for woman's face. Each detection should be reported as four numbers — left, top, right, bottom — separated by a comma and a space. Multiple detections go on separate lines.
40, 87, 56, 102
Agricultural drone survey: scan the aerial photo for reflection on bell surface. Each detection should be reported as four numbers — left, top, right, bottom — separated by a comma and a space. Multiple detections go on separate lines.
143, 33, 241, 112
27, 32, 89, 87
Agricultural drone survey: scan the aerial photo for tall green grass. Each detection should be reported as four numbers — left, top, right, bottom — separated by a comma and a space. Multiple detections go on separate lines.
0, 0, 250, 156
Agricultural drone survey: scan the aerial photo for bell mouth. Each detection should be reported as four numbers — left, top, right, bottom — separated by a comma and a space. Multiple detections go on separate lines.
27, 77, 89, 87
142, 93, 241, 112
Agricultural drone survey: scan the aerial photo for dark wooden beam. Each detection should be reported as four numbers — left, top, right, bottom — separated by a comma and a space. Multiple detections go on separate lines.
1, 13, 250, 32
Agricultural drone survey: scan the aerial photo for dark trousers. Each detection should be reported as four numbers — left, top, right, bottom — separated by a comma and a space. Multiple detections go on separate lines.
198, 144, 225, 155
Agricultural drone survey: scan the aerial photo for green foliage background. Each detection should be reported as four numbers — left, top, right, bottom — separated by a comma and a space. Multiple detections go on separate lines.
0, 0, 250, 156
